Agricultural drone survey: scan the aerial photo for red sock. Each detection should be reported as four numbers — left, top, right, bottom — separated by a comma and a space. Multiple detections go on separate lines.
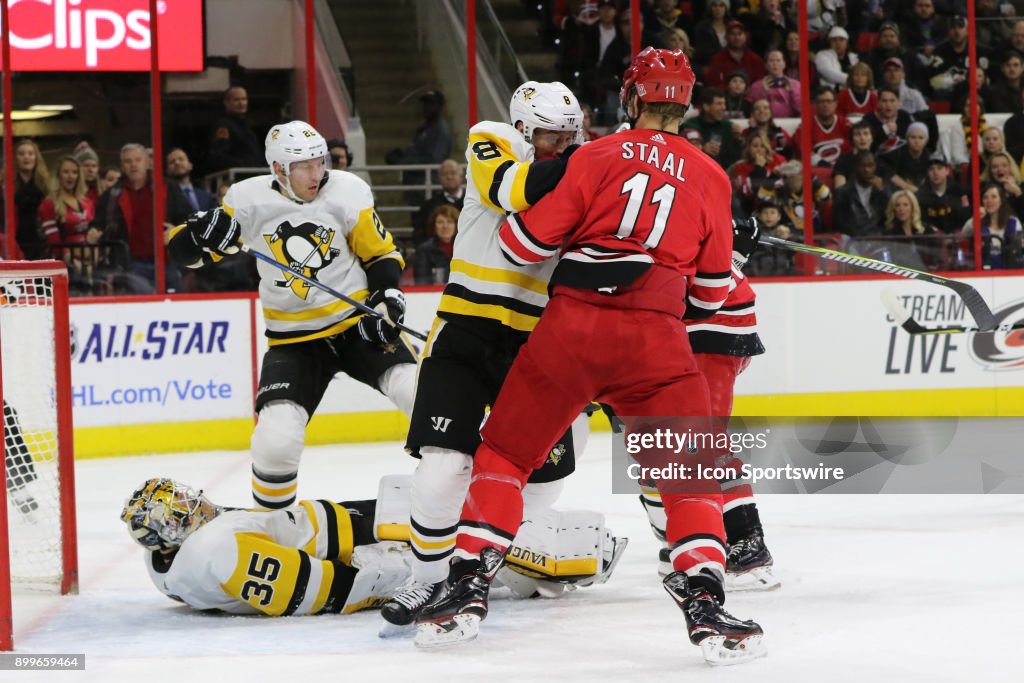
663, 493, 726, 581
454, 443, 532, 561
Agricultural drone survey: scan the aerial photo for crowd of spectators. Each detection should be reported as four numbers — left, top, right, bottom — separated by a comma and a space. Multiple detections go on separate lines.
547, 0, 1024, 271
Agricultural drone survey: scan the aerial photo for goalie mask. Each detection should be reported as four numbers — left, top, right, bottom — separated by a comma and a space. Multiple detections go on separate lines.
121, 478, 220, 551
265, 120, 331, 203
509, 81, 583, 144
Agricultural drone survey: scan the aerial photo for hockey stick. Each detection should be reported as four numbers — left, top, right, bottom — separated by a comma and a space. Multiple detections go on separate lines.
880, 289, 1024, 335
758, 234, 998, 332
240, 245, 429, 341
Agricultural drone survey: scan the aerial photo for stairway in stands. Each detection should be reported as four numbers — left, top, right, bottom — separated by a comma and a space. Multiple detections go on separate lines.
488, 0, 560, 83
327, 0, 447, 165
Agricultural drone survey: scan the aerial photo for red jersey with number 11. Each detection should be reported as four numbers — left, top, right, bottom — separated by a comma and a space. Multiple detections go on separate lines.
498, 128, 734, 316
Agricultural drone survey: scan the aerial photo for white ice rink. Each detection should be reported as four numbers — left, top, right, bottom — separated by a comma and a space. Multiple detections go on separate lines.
9, 433, 1024, 682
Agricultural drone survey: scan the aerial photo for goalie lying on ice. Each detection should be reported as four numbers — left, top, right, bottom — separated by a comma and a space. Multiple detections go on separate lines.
121, 476, 624, 617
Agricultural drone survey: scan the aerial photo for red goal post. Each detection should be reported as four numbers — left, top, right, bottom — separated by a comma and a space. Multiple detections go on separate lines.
0, 261, 79, 651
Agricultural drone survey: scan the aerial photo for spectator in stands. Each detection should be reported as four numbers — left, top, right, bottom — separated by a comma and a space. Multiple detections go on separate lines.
386, 89, 453, 166
917, 155, 970, 234
862, 86, 914, 154
76, 148, 101, 206
815, 26, 859, 89
412, 159, 465, 243
693, 0, 731, 66
757, 159, 832, 232
978, 0, 1014, 51
682, 87, 742, 169
580, 104, 603, 142
39, 155, 96, 252
783, 30, 816, 83
847, 0, 886, 35
929, 15, 975, 102
835, 120, 893, 188
884, 189, 932, 237
885, 122, 932, 192
729, 131, 786, 214
942, 95, 987, 165
659, 27, 695, 59
617, 9, 660, 54
881, 58, 928, 114
744, 0, 789, 55
757, 198, 795, 239
647, 0, 691, 35
92, 143, 191, 293
724, 70, 753, 118
9, 139, 50, 260
166, 149, 215, 213
743, 98, 794, 158
100, 168, 121, 196
961, 183, 1024, 269
216, 182, 232, 206
208, 86, 263, 173
805, 0, 847, 40
1005, 104, 1024, 163
838, 62, 878, 115
900, 0, 949, 59
867, 21, 921, 92
980, 127, 1017, 174
747, 49, 801, 118
795, 85, 852, 167
413, 204, 459, 285
832, 150, 894, 236
704, 20, 765, 87
579, 0, 631, 123
326, 139, 353, 170
985, 50, 1024, 113
981, 151, 1024, 217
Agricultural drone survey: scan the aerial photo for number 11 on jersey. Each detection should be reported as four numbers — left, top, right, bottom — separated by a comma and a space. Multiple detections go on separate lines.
617, 172, 676, 249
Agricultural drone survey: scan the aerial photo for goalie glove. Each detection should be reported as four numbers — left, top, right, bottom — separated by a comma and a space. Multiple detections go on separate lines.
185, 208, 241, 256
358, 288, 406, 346
731, 216, 761, 271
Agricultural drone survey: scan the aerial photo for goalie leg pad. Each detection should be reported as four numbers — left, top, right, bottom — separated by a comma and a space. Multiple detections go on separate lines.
409, 447, 473, 583
342, 541, 414, 614
250, 400, 308, 508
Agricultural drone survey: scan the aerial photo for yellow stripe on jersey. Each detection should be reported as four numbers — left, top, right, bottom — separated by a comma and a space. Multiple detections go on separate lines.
437, 295, 540, 333
251, 479, 298, 498
347, 207, 405, 269
266, 315, 362, 346
222, 533, 305, 616
296, 500, 356, 565
449, 259, 549, 296
467, 131, 531, 213
262, 289, 369, 322
312, 560, 336, 614
410, 532, 456, 551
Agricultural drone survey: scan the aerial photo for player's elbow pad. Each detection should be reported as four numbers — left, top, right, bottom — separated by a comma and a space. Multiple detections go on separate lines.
523, 159, 567, 205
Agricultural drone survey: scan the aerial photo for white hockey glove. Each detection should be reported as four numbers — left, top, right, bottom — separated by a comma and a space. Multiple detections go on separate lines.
732, 216, 761, 271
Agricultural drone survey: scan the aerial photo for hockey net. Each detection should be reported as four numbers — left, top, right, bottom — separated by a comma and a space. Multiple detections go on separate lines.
0, 261, 78, 650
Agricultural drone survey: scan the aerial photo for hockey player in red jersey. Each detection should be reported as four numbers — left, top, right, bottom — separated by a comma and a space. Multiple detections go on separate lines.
415, 47, 765, 665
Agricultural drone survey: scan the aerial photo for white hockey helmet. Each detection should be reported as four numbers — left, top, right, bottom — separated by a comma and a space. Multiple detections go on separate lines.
265, 120, 331, 201
121, 478, 219, 551
509, 81, 583, 143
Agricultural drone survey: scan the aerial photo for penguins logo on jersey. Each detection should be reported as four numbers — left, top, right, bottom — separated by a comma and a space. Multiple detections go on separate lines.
547, 442, 566, 466
264, 221, 340, 299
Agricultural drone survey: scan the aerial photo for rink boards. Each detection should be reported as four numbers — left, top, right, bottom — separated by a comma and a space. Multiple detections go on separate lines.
67, 274, 1024, 458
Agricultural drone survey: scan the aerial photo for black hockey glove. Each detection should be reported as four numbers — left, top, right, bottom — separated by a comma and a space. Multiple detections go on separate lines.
357, 288, 406, 346
731, 216, 761, 271
561, 144, 582, 163
186, 208, 241, 256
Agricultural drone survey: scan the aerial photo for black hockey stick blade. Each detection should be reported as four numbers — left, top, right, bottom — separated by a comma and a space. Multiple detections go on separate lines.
241, 245, 429, 341
759, 234, 998, 331
880, 289, 1024, 335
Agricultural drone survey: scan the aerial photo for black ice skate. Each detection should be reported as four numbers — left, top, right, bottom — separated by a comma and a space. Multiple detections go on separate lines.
663, 571, 766, 665
414, 547, 505, 649
726, 530, 780, 592
379, 580, 442, 637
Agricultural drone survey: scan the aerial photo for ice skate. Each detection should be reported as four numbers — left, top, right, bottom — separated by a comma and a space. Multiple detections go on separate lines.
726, 530, 780, 592
414, 547, 504, 649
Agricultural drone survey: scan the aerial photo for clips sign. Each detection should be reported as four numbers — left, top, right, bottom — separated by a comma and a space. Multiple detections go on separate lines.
0, 0, 203, 71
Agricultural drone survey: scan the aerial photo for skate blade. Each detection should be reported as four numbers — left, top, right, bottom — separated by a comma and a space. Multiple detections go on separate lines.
726, 566, 781, 592
378, 618, 415, 639
700, 634, 767, 666
414, 614, 481, 650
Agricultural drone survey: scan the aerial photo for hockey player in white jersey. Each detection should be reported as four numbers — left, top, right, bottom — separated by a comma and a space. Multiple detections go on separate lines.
121, 478, 410, 615
381, 82, 624, 631
168, 121, 417, 509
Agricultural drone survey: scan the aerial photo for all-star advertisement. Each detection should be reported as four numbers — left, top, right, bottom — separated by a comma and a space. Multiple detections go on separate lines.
69, 297, 255, 427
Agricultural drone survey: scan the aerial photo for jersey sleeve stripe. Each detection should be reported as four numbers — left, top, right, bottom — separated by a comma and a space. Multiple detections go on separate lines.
322, 560, 358, 614
281, 552, 312, 616
692, 274, 731, 287
687, 295, 728, 309
488, 159, 516, 209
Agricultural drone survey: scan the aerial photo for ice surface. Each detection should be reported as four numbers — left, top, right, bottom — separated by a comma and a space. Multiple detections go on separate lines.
9, 434, 1024, 682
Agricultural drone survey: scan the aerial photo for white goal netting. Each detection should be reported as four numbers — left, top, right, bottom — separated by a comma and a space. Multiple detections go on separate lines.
1, 274, 67, 590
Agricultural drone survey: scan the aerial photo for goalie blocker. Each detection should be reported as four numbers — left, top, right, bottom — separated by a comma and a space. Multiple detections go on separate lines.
374, 475, 626, 597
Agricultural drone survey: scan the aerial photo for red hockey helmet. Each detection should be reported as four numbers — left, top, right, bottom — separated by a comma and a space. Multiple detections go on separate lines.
620, 47, 696, 109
